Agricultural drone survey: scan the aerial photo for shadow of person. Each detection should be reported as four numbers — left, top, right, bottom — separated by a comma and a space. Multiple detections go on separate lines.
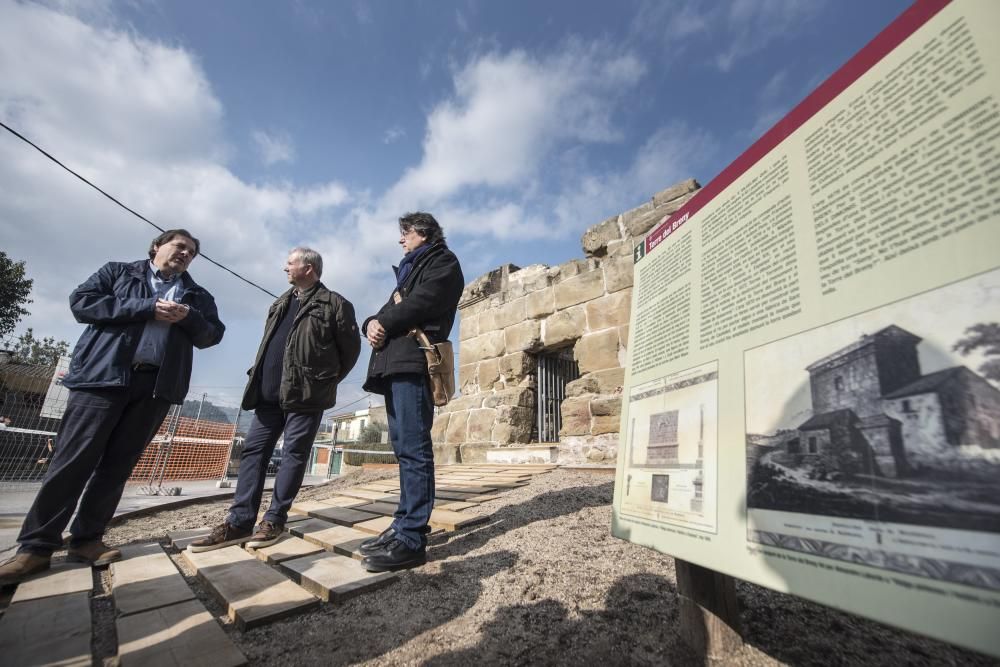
422, 572, 700, 666
242, 549, 520, 666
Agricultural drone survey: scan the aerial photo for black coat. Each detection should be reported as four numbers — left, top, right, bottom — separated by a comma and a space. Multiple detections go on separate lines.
62, 259, 225, 404
242, 282, 361, 412
362, 242, 464, 394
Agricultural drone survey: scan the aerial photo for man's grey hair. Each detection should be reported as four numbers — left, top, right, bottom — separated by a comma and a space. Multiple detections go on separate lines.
290, 247, 323, 277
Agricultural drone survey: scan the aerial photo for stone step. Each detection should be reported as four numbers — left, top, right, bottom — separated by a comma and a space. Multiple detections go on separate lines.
306, 505, 380, 526
117, 598, 247, 667
12, 563, 92, 603
112, 543, 195, 616
0, 590, 91, 667
428, 509, 489, 531
247, 535, 324, 565
182, 545, 319, 631
280, 552, 396, 602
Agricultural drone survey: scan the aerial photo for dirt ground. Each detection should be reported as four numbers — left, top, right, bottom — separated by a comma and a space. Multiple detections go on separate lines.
99, 468, 995, 666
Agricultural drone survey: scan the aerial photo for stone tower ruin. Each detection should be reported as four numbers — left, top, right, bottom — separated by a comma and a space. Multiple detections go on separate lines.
432, 178, 701, 465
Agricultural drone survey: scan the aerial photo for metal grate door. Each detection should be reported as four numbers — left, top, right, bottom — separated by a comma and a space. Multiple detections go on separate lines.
535, 350, 580, 442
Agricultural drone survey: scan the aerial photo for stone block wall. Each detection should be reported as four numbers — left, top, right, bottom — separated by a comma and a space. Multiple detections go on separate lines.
433, 178, 700, 464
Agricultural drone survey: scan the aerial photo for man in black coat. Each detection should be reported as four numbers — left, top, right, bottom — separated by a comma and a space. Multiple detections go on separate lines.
190, 247, 360, 552
0, 229, 225, 584
360, 212, 464, 571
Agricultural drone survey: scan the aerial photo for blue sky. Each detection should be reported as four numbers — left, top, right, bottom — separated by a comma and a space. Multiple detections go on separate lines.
0, 0, 912, 413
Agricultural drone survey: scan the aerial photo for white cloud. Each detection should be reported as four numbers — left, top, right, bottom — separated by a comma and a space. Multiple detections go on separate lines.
382, 125, 405, 144
251, 129, 296, 166
634, 0, 824, 72
387, 42, 645, 211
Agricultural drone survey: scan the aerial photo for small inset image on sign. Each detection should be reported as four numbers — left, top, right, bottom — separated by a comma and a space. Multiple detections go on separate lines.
651, 474, 670, 503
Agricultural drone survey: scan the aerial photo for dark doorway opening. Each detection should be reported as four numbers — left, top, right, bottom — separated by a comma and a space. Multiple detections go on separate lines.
534, 348, 580, 442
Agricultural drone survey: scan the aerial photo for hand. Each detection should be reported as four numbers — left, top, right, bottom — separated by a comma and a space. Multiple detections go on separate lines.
366, 319, 386, 348
154, 299, 190, 323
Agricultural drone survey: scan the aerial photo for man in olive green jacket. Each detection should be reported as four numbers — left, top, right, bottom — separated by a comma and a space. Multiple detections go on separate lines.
191, 247, 360, 552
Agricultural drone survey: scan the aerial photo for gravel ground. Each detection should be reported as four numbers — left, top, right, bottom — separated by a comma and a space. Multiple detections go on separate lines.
98, 469, 995, 666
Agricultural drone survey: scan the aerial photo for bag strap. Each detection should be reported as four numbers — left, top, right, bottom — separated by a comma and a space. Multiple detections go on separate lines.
392, 291, 436, 353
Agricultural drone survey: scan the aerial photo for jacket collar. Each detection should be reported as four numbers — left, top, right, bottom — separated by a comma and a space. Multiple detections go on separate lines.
397, 242, 446, 294
128, 259, 202, 291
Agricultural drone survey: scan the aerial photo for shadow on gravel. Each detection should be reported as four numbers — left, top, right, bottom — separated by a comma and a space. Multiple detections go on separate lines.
422, 572, 699, 666
248, 550, 520, 666
430, 482, 616, 560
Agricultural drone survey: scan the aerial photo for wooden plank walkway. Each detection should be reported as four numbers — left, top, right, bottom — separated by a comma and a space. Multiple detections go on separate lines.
11, 563, 92, 603
117, 599, 247, 667
112, 543, 195, 616
182, 545, 319, 630
0, 590, 92, 667
281, 552, 396, 602
248, 535, 324, 564
306, 505, 380, 526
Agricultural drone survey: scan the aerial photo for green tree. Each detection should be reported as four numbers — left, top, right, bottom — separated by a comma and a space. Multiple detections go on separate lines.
13, 328, 70, 366
0, 251, 33, 338
953, 322, 1000, 383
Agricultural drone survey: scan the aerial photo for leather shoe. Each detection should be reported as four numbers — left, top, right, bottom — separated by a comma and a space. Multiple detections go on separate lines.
359, 527, 397, 556
362, 538, 426, 572
0, 552, 51, 585
67, 540, 122, 566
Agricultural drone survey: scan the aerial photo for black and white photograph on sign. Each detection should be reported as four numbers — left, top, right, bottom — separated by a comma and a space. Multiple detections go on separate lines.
745, 269, 1000, 589
621, 360, 718, 533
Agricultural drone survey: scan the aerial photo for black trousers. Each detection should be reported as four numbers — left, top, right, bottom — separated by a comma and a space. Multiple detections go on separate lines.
17, 370, 171, 555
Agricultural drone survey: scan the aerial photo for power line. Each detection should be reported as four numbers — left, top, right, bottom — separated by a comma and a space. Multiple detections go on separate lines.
0, 120, 279, 299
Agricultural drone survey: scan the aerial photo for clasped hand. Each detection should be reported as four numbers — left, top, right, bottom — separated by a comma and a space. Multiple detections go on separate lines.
154, 299, 189, 323
366, 319, 386, 348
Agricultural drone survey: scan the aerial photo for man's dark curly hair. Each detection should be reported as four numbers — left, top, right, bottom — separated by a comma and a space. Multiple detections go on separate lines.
399, 212, 445, 245
148, 229, 200, 259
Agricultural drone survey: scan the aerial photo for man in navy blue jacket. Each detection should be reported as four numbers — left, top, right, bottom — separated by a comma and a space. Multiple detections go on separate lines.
0, 229, 224, 584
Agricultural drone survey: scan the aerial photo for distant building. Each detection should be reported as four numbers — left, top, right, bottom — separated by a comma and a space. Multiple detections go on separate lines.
794, 325, 1000, 477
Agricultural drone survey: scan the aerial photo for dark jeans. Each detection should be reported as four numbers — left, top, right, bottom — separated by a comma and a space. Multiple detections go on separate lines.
385, 373, 435, 550
18, 370, 171, 555
226, 404, 322, 530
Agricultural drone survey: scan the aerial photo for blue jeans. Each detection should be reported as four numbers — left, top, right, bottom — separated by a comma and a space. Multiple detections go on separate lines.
385, 373, 435, 550
18, 370, 171, 555
227, 404, 322, 530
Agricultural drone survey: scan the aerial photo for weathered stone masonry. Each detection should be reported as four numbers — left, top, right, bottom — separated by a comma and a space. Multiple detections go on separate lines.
432, 179, 701, 465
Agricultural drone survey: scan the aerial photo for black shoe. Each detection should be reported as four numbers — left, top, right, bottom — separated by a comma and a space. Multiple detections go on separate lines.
359, 527, 397, 556
362, 538, 426, 572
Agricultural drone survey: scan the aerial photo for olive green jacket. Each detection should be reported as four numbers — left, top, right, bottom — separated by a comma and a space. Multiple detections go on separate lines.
242, 282, 361, 412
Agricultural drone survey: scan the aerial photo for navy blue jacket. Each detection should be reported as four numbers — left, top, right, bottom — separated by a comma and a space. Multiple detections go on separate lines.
61, 259, 225, 404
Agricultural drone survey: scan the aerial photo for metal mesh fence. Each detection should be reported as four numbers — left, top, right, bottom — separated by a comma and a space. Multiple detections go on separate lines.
0, 334, 241, 491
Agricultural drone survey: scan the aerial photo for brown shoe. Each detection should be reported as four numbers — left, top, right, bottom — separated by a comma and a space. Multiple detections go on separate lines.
67, 540, 122, 566
187, 523, 252, 553
0, 552, 51, 586
245, 520, 284, 549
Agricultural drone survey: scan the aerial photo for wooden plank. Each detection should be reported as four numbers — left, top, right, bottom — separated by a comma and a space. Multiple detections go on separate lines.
168, 527, 211, 550
285, 512, 311, 523
316, 495, 375, 508
247, 535, 323, 565
467, 493, 505, 502
358, 501, 398, 516
290, 499, 340, 514
181, 546, 318, 631
0, 590, 91, 667
281, 552, 396, 602
335, 488, 396, 502
428, 509, 490, 531
11, 563, 92, 603
112, 543, 195, 616
436, 501, 477, 511
434, 489, 481, 500
307, 506, 379, 527
352, 515, 394, 535
117, 598, 246, 667
291, 524, 371, 559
